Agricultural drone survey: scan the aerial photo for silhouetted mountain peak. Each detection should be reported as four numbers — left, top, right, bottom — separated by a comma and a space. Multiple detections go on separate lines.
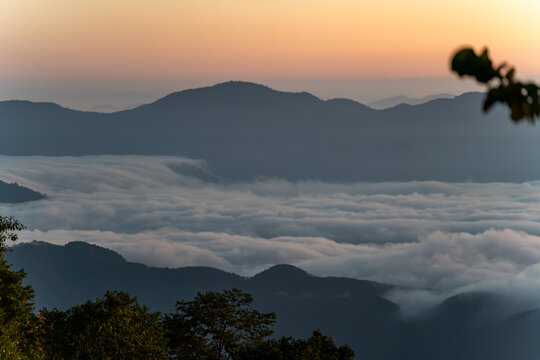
63, 241, 127, 262
431, 291, 507, 323
253, 264, 311, 280
0, 100, 70, 113
1, 99, 62, 108
144, 81, 323, 110
213, 80, 272, 91
438, 291, 498, 308
14, 241, 126, 264
367, 93, 455, 109
450, 91, 485, 105
325, 97, 373, 112
22, 240, 51, 247
211, 81, 320, 100
0, 180, 46, 203
455, 91, 484, 98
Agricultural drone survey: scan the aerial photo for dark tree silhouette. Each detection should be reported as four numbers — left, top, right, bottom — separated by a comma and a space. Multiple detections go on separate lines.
0, 216, 43, 359
451, 47, 539, 122
236, 329, 355, 360
39, 291, 168, 359
163, 288, 276, 360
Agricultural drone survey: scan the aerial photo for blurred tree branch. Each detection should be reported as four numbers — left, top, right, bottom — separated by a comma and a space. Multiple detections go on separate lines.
451, 47, 539, 122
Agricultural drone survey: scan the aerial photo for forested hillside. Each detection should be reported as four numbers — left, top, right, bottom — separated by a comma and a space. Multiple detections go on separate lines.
8, 240, 540, 359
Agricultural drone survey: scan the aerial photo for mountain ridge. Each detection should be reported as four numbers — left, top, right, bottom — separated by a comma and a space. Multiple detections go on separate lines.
0, 180, 46, 203
1, 81, 534, 183
8, 239, 540, 359
0, 82, 475, 115
367, 93, 455, 109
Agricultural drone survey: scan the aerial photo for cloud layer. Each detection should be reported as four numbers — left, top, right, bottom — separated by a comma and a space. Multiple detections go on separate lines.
2, 155, 540, 306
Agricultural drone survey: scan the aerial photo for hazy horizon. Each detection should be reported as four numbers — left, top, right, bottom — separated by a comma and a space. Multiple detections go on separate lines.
3, 1, 539, 111
0, 77, 484, 111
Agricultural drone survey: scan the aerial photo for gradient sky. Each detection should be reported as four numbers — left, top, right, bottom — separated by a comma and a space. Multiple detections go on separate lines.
2, 0, 540, 108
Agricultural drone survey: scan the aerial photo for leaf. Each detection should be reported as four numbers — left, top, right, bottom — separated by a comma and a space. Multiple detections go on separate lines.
451, 47, 499, 83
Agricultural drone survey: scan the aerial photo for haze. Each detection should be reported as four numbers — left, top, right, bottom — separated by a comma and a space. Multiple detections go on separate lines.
2, 0, 539, 109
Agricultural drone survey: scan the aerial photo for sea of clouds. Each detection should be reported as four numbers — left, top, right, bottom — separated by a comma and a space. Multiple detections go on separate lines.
2, 155, 540, 311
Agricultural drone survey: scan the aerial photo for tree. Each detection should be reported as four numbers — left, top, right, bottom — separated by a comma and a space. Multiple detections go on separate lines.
451, 47, 540, 122
0, 216, 43, 360
39, 290, 168, 359
236, 329, 355, 360
163, 288, 276, 360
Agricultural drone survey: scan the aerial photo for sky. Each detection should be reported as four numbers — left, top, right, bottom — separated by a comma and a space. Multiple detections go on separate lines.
2, 0, 540, 109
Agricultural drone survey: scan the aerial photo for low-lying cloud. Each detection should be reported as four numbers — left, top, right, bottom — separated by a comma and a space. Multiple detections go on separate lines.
2, 155, 540, 308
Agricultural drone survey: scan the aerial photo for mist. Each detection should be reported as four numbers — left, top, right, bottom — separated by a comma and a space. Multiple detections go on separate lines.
2, 155, 540, 313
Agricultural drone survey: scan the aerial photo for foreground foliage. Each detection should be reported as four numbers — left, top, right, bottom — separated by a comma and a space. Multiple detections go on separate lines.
163, 288, 276, 360
451, 47, 540, 122
39, 291, 168, 359
0, 216, 354, 359
237, 330, 355, 360
0, 216, 42, 360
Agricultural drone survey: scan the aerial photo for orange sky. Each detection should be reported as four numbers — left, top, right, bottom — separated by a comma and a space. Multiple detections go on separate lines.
2, 0, 540, 81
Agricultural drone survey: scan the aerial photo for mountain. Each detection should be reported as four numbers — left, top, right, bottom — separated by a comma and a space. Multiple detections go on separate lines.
0, 180, 46, 203
2, 81, 538, 182
8, 240, 398, 358
8, 240, 540, 359
367, 93, 455, 109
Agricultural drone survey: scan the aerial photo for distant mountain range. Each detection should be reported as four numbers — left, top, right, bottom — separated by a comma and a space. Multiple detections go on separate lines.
8, 240, 540, 360
0, 180, 45, 203
367, 93, 455, 109
88, 102, 143, 113
2, 81, 539, 182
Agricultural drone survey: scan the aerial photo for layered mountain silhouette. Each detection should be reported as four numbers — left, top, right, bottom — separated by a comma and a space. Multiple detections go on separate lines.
0, 180, 45, 203
367, 93, 454, 109
8, 241, 540, 360
2, 81, 539, 182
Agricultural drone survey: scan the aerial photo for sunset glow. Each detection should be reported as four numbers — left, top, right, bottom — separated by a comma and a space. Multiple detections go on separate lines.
2, 0, 540, 81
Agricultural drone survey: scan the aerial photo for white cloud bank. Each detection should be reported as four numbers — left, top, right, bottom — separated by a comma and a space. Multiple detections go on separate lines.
2, 155, 540, 305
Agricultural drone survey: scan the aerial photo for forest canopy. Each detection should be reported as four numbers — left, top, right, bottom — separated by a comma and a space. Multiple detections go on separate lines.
0, 216, 354, 360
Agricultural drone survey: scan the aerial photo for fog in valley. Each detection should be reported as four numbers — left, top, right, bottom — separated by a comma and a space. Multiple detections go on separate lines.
3, 155, 540, 316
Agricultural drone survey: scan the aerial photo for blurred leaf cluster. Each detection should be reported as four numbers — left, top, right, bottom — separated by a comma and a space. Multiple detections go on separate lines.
451, 47, 539, 122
